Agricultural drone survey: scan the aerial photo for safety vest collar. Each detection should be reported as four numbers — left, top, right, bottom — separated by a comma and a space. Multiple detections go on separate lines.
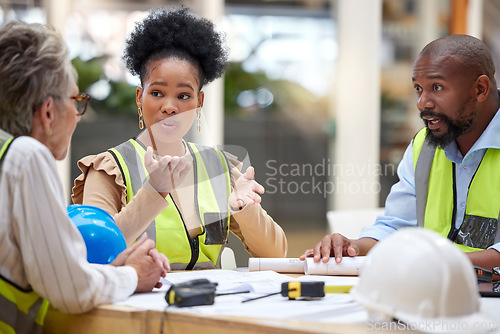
0, 135, 14, 168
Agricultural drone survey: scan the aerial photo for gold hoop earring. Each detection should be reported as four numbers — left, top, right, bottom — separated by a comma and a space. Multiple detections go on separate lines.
196, 109, 201, 132
138, 108, 144, 130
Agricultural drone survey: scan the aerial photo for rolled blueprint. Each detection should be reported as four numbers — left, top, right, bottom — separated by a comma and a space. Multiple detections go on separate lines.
248, 258, 305, 273
248, 257, 365, 275
304, 257, 365, 275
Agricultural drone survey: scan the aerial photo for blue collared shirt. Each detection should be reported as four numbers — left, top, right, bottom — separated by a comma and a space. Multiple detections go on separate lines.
360, 103, 500, 252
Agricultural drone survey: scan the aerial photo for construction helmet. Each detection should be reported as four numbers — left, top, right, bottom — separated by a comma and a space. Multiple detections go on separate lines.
351, 228, 496, 333
67, 204, 126, 265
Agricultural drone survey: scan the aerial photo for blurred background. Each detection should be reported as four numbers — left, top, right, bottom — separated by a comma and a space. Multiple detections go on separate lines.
2, 0, 500, 264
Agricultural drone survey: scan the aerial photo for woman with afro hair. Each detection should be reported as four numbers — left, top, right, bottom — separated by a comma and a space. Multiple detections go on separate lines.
72, 7, 287, 270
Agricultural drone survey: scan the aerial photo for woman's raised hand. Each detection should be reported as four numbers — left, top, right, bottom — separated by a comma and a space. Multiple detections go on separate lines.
144, 146, 191, 197
229, 166, 265, 211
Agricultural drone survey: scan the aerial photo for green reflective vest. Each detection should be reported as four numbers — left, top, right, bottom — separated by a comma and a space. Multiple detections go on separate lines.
413, 128, 500, 252
0, 135, 50, 334
109, 139, 231, 270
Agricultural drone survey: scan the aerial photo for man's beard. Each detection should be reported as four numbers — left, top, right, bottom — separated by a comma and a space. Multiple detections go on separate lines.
420, 105, 475, 148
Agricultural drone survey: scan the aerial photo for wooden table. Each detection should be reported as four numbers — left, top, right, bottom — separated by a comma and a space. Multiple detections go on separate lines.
43, 303, 378, 334
44, 271, 422, 334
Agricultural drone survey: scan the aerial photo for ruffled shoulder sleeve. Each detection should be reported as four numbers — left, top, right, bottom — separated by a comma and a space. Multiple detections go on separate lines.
71, 151, 127, 207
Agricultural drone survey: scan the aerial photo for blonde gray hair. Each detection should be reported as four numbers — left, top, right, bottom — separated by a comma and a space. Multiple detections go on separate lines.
0, 21, 75, 136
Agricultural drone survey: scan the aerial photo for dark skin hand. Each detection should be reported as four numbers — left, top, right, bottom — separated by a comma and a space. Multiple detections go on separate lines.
300, 233, 500, 281
299, 233, 378, 263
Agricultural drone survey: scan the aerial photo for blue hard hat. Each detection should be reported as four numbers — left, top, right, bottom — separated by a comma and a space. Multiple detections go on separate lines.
67, 204, 127, 264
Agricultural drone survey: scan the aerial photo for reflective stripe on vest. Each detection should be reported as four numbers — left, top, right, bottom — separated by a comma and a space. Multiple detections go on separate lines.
109, 140, 231, 270
413, 128, 500, 252
0, 135, 49, 333
0, 136, 13, 161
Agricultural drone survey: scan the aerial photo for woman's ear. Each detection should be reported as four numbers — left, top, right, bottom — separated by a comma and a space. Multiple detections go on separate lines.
41, 97, 57, 132
30, 96, 56, 140
136, 86, 143, 109
198, 91, 205, 109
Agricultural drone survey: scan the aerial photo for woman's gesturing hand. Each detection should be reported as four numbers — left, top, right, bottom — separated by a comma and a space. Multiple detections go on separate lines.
229, 166, 265, 211
144, 146, 191, 197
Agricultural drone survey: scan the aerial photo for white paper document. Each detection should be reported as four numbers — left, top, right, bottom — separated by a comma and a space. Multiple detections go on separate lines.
162, 269, 290, 294
248, 257, 365, 276
114, 269, 366, 324
115, 269, 292, 311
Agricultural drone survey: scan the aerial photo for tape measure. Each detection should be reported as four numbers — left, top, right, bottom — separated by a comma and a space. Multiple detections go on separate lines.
166, 279, 218, 307
243, 281, 353, 303
281, 281, 353, 299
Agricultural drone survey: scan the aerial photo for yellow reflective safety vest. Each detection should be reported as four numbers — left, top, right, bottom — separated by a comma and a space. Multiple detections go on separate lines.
413, 128, 500, 252
0, 135, 50, 334
109, 139, 231, 270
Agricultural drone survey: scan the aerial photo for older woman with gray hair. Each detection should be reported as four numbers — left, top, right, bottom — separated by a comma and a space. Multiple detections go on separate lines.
0, 21, 169, 333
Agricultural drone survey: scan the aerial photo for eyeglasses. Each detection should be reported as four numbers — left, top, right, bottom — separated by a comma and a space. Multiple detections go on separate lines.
70, 93, 91, 115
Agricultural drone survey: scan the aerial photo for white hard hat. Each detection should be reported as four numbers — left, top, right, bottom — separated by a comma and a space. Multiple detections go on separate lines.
350, 227, 497, 333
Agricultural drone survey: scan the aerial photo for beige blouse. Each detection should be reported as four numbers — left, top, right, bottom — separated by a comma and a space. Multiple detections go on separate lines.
72, 148, 287, 258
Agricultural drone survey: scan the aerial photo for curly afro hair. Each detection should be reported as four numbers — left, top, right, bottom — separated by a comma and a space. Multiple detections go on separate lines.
123, 7, 228, 88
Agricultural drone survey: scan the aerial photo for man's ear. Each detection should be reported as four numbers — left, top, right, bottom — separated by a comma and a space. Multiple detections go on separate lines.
475, 75, 490, 103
